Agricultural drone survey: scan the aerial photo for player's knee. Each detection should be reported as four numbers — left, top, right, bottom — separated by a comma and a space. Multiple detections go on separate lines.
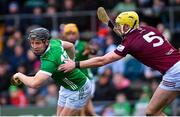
146, 111, 154, 116
146, 107, 155, 116
146, 107, 161, 116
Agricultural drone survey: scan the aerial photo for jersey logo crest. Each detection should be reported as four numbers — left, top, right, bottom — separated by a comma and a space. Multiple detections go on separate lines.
117, 45, 125, 52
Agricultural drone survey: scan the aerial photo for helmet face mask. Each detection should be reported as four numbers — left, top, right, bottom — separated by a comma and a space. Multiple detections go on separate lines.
114, 24, 131, 36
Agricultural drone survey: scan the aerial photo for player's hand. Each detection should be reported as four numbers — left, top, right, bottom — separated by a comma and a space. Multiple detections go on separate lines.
83, 46, 91, 55
11, 73, 22, 86
58, 59, 76, 73
83, 45, 97, 55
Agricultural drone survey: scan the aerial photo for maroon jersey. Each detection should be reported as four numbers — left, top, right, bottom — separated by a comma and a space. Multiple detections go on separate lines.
114, 26, 180, 74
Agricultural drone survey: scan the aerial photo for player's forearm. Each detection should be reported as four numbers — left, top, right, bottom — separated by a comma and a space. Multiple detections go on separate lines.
18, 73, 39, 88
79, 52, 122, 69
79, 56, 105, 68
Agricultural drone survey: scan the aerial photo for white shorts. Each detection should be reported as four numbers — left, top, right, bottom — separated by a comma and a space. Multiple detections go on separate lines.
57, 79, 92, 110
159, 61, 180, 91
90, 79, 96, 97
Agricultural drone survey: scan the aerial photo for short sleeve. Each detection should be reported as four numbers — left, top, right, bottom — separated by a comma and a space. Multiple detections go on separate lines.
114, 44, 129, 57
40, 59, 57, 75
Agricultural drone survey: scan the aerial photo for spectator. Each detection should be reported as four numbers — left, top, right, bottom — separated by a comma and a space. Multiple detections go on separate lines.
26, 49, 38, 74
77, 0, 97, 10
98, 67, 113, 78
152, 0, 165, 17
31, 7, 44, 26
124, 56, 145, 81
60, 0, 86, 30
91, 25, 110, 54
24, 0, 47, 13
26, 87, 38, 104
13, 30, 29, 50
0, 92, 9, 105
45, 82, 58, 106
35, 94, 46, 107
3, 37, 15, 62
61, 0, 76, 12
103, 93, 131, 116
133, 91, 150, 115
93, 73, 116, 101
112, 0, 137, 15
144, 66, 162, 79
9, 45, 26, 72
46, 5, 57, 16
5, 2, 19, 28
9, 85, 28, 107
47, 0, 60, 10
98, 34, 125, 74
173, 0, 180, 31
0, 60, 11, 95
17, 63, 27, 74
157, 23, 171, 41
112, 93, 131, 116
137, 0, 151, 8
112, 73, 131, 99
45, 5, 58, 30
102, 106, 115, 116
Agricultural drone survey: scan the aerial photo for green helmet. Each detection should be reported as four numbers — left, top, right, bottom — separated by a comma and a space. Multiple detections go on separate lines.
28, 27, 51, 40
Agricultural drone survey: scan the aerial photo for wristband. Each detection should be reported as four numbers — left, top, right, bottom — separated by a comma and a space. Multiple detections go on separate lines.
75, 61, 80, 68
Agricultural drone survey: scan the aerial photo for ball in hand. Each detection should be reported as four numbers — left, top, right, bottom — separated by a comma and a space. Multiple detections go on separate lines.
11, 77, 22, 86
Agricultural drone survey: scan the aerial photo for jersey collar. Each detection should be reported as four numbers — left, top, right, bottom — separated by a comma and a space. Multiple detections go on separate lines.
41, 45, 50, 57
44, 45, 50, 53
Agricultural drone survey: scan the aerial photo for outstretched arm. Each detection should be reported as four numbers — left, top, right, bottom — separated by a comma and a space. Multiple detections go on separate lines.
13, 71, 50, 88
59, 51, 123, 72
80, 51, 122, 68
62, 41, 75, 59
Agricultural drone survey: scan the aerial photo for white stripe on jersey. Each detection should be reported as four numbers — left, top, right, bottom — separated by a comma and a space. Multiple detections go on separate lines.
38, 70, 52, 76
63, 78, 78, 90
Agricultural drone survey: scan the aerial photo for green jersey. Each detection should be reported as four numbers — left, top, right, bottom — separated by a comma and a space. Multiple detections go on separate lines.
40, 39, 87, 91
75, 40, 93, 79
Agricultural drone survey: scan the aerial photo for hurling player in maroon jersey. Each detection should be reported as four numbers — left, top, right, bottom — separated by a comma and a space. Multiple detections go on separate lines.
59, 11, 180, 116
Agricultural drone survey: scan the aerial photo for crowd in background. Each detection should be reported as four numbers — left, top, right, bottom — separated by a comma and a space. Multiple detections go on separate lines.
0, 0, 180, 116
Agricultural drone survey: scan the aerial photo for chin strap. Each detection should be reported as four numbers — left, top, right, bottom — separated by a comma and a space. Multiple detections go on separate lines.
125, 20, 137, 35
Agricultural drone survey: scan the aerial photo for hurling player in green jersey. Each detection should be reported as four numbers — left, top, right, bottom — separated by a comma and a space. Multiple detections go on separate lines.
61, 23, 96, 116
12, 28, 92, 116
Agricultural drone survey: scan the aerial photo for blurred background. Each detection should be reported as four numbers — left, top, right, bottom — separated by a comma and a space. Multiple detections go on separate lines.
0, 0, 180, 116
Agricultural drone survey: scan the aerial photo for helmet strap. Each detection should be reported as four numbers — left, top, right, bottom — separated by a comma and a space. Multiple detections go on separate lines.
124, 20, 137, 36
42, 39, 49, 52
131, 20, 137, 30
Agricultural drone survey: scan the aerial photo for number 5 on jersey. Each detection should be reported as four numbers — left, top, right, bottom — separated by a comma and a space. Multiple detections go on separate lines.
143, 31, 164, 47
